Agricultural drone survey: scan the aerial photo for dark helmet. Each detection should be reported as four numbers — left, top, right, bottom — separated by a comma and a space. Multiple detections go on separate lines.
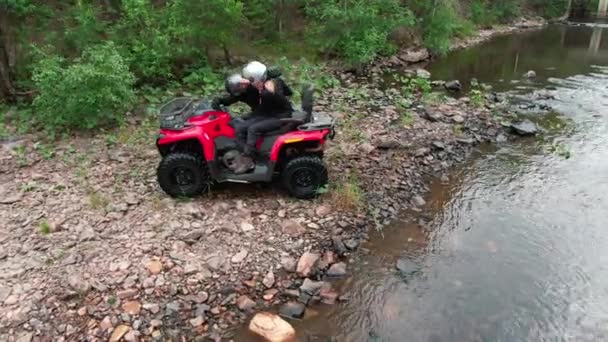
225, 73, 247, 95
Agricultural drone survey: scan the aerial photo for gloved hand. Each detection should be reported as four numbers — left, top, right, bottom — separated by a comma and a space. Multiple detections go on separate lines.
211, 98, 221, 110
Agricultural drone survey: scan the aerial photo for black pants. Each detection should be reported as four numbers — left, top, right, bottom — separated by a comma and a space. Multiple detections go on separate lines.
235, 116, 284, 156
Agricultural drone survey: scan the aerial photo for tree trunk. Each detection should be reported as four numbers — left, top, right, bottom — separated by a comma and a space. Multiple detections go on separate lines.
0, 9, 16, 102
222, 44, 232, 66
276, 0, 284, 36
560, 0, 572, 20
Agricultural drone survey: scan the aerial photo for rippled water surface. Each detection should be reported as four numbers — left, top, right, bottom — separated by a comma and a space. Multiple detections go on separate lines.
287, 23, 608, 341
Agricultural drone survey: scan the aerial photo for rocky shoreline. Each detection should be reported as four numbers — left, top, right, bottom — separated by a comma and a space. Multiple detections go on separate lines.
0, 41, 538, 342
377, 16, 547, 69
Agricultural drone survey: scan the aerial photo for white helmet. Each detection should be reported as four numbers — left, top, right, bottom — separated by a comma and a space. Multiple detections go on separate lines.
242, 61, 267, 83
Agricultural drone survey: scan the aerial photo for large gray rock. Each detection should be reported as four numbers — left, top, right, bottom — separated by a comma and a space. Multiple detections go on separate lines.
396, 258, 421, 275
510, 119, 538, 136
416, 69, 431, 79
300, 278, 325, 295
400, 48, 431, 64
444, 80, 462, 92
279, 302, 306, 319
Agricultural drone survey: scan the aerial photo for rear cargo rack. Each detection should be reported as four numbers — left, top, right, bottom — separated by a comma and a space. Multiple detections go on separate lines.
159, 97, 195, 130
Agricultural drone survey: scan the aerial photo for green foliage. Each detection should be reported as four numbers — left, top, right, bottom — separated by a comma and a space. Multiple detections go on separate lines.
411, 0, 464, 55
403, 77, 432, 97
470, 89, 485, 107
399, 111, 415, 127
548, 142, 571, 159
471, 0, 498, 27
38, 219, 51, 235
304, 0, 414, 65
491, 0, 521, 22
32, 42, 135, 132
0, 0, 35, 14
111, 0, 174, 81
182, 64, 224, 94
63, 2, 106, 54
275, 57, 340, 94
34, 142, 55, 160
529, 0, 569, 18
168, 0, 244, 52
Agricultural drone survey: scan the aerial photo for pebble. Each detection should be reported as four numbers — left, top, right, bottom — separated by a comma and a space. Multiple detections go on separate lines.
240, 222, 255, 232
344, 239, 359, 250
412, 195, 426, 207
281, 257, 297, 272
143, 303, 160, 314
296, 252, 320, 277
262, 271, 275, 289
189, 316, 205, 327
326, 262, 347, 277
236, 295, 256, 311
146, 260, 163, 274
231, 249, 248, 264
452, 115, 465, 124
121, 301, 141, 315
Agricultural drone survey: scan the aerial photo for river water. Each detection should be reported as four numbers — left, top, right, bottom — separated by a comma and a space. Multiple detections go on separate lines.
284, 23, 608, 341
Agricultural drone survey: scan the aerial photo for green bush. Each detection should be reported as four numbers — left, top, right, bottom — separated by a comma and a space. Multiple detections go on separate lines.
471, 0, 498, 27
304, 0, 414, 65
529, 0, 569, 18
419, 0, 462, 55
492, 0, 521, 22
32, 42, 135, 132
111, 0, 174, 82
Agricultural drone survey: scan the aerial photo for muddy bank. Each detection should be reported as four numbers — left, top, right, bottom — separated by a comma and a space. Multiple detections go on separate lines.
0, 61, 532, 341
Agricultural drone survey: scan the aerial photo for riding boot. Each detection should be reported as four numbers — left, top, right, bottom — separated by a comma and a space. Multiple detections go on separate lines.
233, 155, 255, 174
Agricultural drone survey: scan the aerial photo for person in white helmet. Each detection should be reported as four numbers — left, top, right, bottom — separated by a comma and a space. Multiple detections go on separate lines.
212, 61, 293, 174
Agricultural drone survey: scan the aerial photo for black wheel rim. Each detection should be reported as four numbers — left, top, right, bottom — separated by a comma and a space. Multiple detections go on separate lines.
291, 167, 317, 189
172, 167, 196, 187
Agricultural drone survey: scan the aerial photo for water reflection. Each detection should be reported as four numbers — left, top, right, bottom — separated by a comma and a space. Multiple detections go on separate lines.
429, 24, 607, 93
295, 23, 608, 342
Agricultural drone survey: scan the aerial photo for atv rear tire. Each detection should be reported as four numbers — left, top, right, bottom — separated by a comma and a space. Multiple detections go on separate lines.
157, 153, 210, 197
281, 156, 328, 199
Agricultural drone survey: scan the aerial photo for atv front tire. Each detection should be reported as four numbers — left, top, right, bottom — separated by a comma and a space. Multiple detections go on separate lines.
282, 156, 328, 199
157, 153, 210, 197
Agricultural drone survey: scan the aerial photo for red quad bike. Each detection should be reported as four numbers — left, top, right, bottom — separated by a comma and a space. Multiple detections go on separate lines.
155, 86, 336, 199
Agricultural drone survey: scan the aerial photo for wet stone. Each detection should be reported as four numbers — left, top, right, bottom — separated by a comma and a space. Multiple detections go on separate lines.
326, 262, 347, 277
279, 302, 306, 319
344, 239, 359, 250
332, 236, 348, 256
510, 119, 538, 136
396, 258, 422, 275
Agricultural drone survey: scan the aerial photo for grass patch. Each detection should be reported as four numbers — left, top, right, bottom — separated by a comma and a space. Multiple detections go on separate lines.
34, 143, 55, 160
399, 111, 416, 128
88, 192, 109, 210
453, 124, 464, 136
20, 182, 37, 192
107, 296, 117, 306
12, 145, 28, 167
325, 173, 364, 212
39, 220, 51, 235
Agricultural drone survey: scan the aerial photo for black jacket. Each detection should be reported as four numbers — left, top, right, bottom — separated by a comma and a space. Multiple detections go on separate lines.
214, 78, 293, 118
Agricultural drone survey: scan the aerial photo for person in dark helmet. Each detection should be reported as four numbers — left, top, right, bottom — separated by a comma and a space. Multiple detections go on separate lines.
212, 61, 293, 174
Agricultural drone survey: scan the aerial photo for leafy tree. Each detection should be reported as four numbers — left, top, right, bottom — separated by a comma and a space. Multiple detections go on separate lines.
304, 0, 414, 66
168, 0, 244, 64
